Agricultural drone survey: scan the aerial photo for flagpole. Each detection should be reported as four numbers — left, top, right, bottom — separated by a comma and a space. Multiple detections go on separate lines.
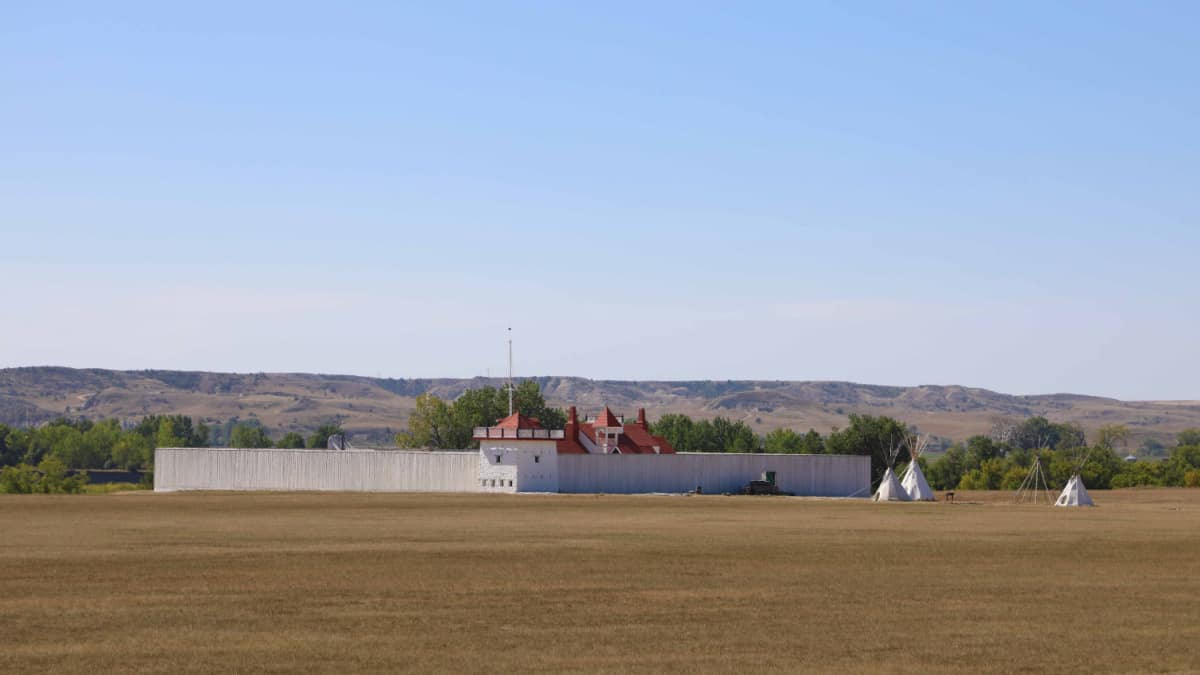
507, 327, 513, 416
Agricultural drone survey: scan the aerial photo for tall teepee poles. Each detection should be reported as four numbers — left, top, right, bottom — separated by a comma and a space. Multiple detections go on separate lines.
903, 433, 929, 463
1015, 454, 1052, 504
507, 327, 513, 416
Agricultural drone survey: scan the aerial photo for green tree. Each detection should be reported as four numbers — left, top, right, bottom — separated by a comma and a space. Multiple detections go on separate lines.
155, 419, 187, 449
825, 414, 910, 486
1139, 438, 1168, 457
136, 415, 208, 447
0, 464, 38, 493
649, 414, 695, 452
763, 428, 803, 453
1080, 448, 1125, 489
0, 457, 88, 494
1012, 417, 1086, 450
963, 435, 1006, 472
398, 393, 456, 448
1164, 444, 1200, 486
230, 423, 273, 448
1096, 424, 1131, 454
762, 427, 824, 454
958, 458, 1005, 490
307, 422, 346, 449
1176, 429, 1200, 447
0, 424, 16, 467
1111, 460, 1165, 488
275, 432, 306, 449
926, 445, 966, 490
1000, 464, 1030, 490
77, 419, 122, 468
449, 387, 507, 447
111, 432, 154, 470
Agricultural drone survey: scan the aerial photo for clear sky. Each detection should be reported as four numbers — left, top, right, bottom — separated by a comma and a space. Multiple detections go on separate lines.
2, 2, 1197, 400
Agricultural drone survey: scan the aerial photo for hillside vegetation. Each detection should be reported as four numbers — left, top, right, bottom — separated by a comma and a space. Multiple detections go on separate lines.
1, 366, 1198, 446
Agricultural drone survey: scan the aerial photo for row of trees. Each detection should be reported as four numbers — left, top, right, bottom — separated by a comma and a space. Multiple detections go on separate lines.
925, 427, 1200, 491
397, 381, 564, 448
0, 416, 347, 472
651, 413, 912, 485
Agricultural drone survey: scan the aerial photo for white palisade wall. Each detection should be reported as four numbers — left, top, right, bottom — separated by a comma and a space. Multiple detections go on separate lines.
557, 453, 869, 497
154, 448, 480, 492
155, 448, 870, 497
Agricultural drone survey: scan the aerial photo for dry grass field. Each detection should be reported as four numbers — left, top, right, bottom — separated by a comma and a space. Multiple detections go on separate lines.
2, 490, 1199, 673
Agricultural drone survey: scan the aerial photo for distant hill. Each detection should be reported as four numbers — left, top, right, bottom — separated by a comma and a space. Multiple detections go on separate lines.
1, 367, 1197, 448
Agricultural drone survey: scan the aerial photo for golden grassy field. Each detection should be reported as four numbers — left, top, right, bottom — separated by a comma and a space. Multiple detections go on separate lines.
2, 490, 1198, 673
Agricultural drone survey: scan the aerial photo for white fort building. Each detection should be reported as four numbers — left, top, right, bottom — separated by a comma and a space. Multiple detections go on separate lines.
155, 406, 869, 496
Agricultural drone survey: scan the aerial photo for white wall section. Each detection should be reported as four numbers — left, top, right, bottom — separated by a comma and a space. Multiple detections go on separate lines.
557, 453, 868, 497
154, 448, 480, 493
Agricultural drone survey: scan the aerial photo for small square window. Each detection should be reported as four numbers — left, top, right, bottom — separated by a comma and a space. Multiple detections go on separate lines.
534, 455, 540, 463
495, 454, 501, 463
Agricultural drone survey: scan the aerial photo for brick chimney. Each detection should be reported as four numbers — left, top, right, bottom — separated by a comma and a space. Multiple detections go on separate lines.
566, 406, 579, 439
636, 408, 647, 428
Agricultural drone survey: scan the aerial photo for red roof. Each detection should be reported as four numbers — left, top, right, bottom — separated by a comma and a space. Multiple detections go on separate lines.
594, 407, 622, 428
557, 408, 675, 455
555, 436, 590, 454
482, 406, 675, 455
493, 412, 543, 430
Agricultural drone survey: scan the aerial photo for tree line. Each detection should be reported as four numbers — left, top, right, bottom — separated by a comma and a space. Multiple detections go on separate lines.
651, 412, 914, 485
0, 415, 347, 492
924, 426, 1200, 491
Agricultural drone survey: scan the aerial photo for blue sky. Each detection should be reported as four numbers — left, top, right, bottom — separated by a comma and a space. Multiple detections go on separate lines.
2, 2, 1197, 399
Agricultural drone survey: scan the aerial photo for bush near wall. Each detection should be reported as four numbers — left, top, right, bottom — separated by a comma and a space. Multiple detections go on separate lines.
0, 458, 89, 494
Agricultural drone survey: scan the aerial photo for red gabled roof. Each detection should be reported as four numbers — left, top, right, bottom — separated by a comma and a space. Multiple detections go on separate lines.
594, 407, 622, 427
621, 423, 675, 454
555, 436, 589, 454
493, 412, 542, 430
556, 408, 675, 455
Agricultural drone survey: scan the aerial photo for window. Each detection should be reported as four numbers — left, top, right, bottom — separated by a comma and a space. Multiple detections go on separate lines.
495, 454, 501, 463
534, 455, 540, 463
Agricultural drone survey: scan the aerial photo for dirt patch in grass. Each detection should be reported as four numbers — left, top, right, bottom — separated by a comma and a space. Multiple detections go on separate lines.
1, 490, 1198, 673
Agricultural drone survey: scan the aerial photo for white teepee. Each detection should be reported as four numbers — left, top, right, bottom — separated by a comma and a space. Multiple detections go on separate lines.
901, 434, 936, 501
1055, 473, 1095, 507
873, 438, 912, 502
874, 467, 912, 501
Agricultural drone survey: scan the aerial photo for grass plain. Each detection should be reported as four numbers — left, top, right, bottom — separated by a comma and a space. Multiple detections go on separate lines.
1, 489, 1198, 673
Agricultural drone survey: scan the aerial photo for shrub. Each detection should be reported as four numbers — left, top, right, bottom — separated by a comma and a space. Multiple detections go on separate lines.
0, 464, 38, 494
0, 460, 89, 494
1185, 470, 1200, 488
